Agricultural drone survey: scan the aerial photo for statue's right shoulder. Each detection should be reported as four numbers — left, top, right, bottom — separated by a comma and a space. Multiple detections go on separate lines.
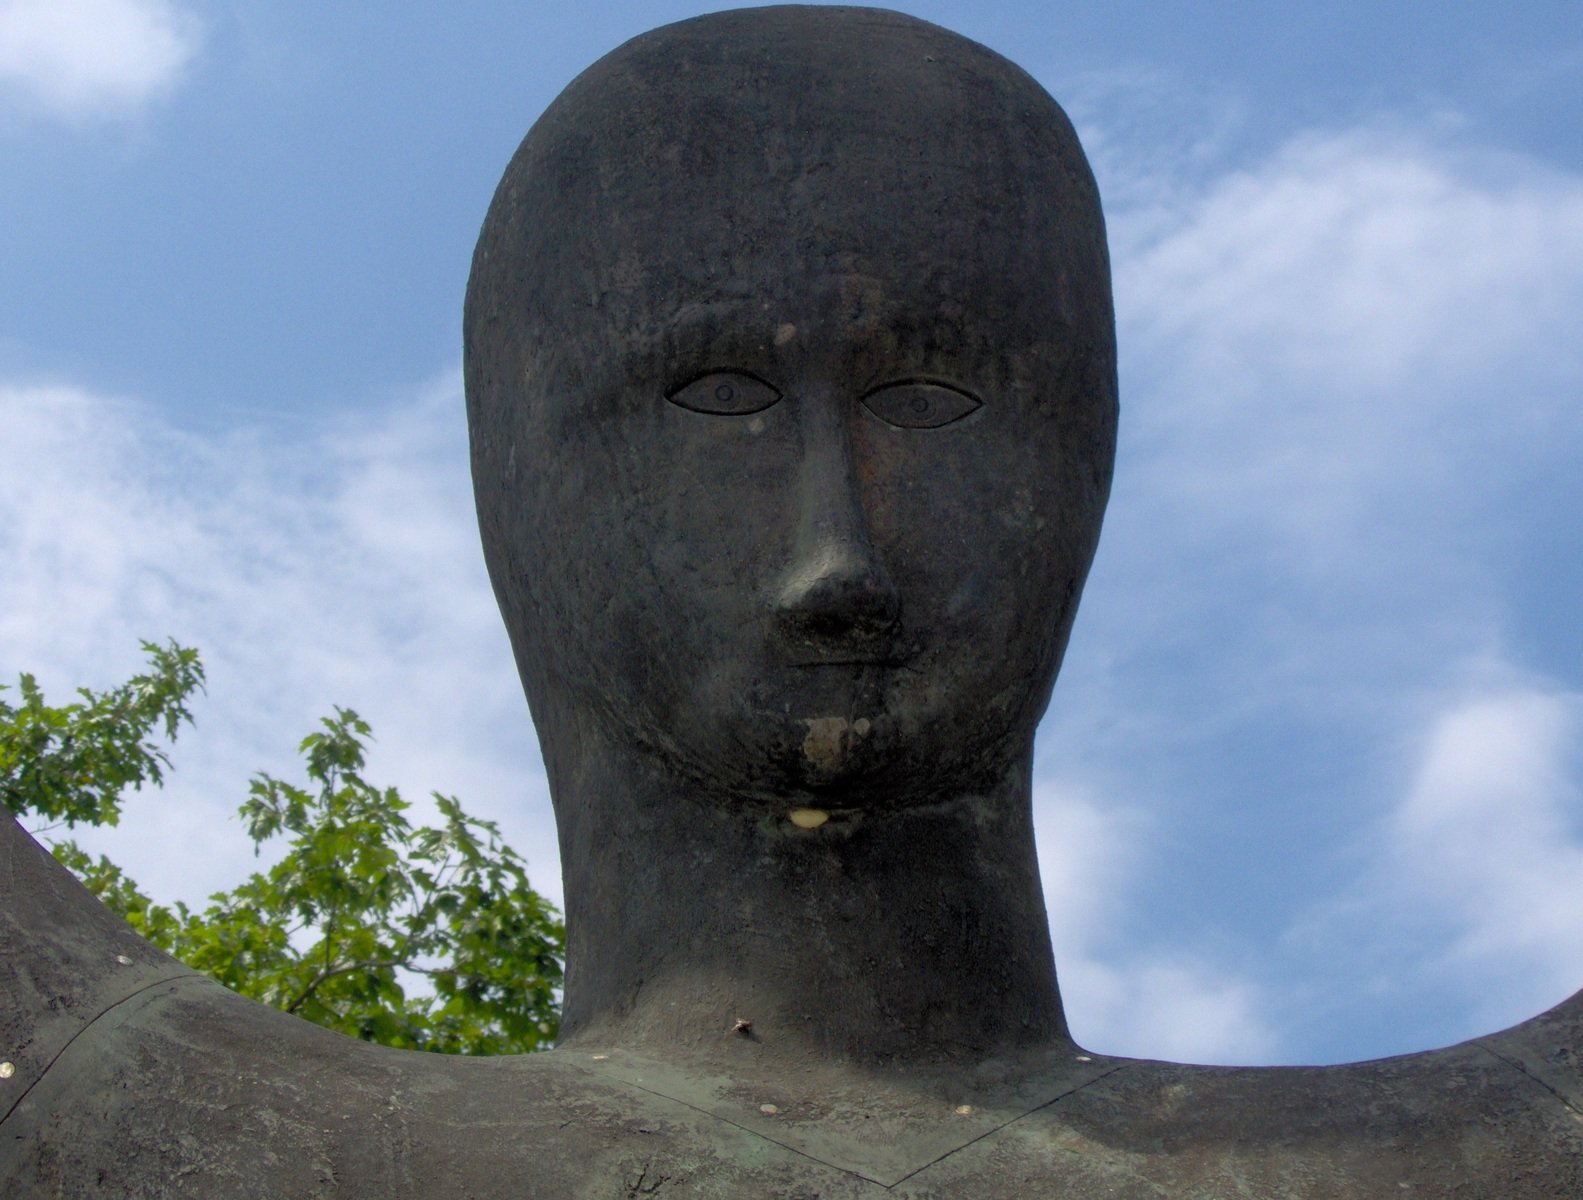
3, 975, 880, 1197
1, 814, 881, 1197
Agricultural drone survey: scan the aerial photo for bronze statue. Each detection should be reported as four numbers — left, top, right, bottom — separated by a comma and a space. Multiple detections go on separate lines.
3, 7, 1579, 1195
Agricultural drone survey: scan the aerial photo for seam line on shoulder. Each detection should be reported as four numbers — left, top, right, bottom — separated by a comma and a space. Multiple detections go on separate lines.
0, 969, 198, 1131
887, 1062, 1131, 1187
1474, 1040, 1583, 1120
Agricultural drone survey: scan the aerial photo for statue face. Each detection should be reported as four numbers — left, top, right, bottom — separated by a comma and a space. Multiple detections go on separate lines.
467, 7, 1116, 809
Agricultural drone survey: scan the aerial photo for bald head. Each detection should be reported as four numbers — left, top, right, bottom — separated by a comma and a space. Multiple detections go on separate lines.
466, 7, 1116, 804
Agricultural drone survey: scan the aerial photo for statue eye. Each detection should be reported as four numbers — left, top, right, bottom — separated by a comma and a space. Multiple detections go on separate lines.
860, 380, 981, 429
666, 371, 782, 416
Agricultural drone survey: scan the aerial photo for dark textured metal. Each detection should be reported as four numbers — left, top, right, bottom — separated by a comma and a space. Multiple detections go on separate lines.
4, 7, 1581, 1195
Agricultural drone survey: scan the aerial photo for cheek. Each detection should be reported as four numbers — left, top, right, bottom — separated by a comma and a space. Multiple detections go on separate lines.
645, 409, 800, 599
855, 418, 1082, 767
545, 405, 802, 734
858, 419, 1054, 648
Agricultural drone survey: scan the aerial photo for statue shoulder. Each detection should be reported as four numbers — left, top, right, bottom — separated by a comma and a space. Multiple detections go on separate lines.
1475, 983, 1583, 1114
6, 807, 1581, 1198
908, 1034, 1583, 1197
0, 848, 876, 1197
1, 809, 198, 1109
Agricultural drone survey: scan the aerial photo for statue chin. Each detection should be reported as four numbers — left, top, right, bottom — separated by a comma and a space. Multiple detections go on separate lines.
606, 665, 1035, 809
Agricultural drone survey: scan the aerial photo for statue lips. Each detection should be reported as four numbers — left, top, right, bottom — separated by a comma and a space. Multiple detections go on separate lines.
784, 656, 910, 668
774, 639, 919, 690
771, 622, 910, 670
779, 640, 913, 668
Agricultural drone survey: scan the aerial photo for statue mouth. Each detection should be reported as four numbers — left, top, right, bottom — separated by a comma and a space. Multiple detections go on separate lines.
776, 635, 919, 671
783, 655, 913, 669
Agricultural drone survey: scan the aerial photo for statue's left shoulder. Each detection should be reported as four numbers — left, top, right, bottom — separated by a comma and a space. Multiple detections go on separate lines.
1477, 985, 1583, 1116
900, 1039, 1583, 1198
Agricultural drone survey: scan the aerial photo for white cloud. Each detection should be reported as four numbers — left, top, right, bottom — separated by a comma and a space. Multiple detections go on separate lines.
1033, 112, 1583, 1063
1271, 671, 1583, 1052
1074, 118, 1583, 751
1066, 956, 1276, 1065
1112, 127, 1583, 578
1384, 683, 1583, 1030
1035, 782, 1280, 1064
0, 0, 200, 121
1053, 126, 1583, 795
0, 379, 560, 910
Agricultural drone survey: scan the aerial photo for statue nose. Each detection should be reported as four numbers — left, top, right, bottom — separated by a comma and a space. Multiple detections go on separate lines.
771, 391, 901, 653
774, 541, 901, 648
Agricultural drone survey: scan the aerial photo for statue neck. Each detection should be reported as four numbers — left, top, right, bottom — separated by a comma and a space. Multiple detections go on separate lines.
548, 720, 1072, 1074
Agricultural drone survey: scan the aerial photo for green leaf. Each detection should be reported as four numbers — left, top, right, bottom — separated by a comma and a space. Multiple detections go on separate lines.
1, 640, 205, 828
9, 642, 564, 1055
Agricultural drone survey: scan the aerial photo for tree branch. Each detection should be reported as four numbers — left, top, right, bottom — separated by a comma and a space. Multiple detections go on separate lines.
284, 956, 406, 1014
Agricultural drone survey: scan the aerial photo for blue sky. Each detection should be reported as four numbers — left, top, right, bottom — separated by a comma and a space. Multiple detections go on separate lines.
3, 0, 1582, 1067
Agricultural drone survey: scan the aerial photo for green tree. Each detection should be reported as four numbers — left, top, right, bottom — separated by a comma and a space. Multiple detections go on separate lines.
2, 641, 564, 1055
0, 638, 204, 830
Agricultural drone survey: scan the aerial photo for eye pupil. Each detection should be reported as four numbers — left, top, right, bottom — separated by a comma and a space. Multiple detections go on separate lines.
715, 383, 735, 404
910, 394, 931, 415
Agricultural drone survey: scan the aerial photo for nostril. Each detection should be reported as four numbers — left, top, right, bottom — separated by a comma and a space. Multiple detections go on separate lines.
775, 553, 900, 646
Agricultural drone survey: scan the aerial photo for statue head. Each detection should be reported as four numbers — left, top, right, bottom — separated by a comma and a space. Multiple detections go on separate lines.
465, 6, 1117, 815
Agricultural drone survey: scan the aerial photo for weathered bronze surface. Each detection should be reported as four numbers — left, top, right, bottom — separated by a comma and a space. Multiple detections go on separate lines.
4, 8, 1580, 1195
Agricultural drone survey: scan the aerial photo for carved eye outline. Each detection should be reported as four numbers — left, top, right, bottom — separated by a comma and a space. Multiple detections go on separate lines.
860, 379, 982, 430
666, 370, 783, 416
